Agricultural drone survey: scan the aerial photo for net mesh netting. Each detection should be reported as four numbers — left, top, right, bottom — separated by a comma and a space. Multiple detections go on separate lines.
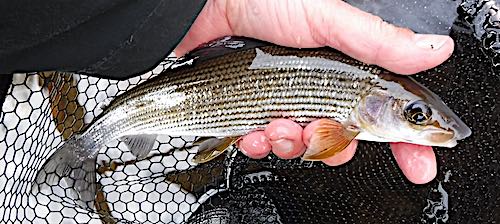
0, 1, 499, 223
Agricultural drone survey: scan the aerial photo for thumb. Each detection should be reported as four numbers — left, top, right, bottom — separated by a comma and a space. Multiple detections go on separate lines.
226, 0, 454, 74
301, 0, 455, 74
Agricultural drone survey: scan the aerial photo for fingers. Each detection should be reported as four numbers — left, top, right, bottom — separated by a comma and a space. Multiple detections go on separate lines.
390, 142, 437, 184
238, 119, 351, 163
299, 0, 454, 74
228, 0, 454, 74
238, 119, 305, 159
239, 119, 352, 163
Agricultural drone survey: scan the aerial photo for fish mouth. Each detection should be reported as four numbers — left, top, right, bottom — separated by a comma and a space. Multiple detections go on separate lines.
425, 125, 470, 148
429, 130, 454, 141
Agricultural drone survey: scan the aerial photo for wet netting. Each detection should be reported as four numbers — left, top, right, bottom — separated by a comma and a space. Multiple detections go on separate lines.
0, 1, 499, 224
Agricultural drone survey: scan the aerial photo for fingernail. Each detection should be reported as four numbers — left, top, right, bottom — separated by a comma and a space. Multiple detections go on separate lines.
270, 139, 294, 153
414, 34, 451, 51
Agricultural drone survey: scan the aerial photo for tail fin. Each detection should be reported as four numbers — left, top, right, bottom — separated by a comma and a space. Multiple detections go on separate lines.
32, 138, 97, 209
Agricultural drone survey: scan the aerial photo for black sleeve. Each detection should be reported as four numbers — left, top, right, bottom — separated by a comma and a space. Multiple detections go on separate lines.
0, 0, 207, 79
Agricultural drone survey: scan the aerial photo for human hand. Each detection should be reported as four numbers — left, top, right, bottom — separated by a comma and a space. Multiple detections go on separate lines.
175, 0, 454, 184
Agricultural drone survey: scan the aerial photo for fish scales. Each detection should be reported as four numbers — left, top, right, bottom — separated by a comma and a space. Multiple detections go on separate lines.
82, 46, 379, 143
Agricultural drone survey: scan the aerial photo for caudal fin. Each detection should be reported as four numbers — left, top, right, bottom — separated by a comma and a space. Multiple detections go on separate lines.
32, 139, 97, 209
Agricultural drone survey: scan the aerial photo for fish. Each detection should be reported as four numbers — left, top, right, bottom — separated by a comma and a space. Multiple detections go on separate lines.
32, 36, 471, 208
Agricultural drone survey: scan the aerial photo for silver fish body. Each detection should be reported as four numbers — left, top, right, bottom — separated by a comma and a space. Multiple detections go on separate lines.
33, 37, 471, 207
86, 48, 379, 145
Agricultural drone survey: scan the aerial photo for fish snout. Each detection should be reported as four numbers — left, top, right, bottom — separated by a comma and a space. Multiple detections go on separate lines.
449, 120, 472, 141
434, 110, 472, 144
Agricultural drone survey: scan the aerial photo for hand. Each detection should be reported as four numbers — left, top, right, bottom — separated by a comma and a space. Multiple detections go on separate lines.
175, 0, 454, 184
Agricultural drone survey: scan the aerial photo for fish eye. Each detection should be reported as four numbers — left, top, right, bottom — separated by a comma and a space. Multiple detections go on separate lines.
404, 101, 432, 125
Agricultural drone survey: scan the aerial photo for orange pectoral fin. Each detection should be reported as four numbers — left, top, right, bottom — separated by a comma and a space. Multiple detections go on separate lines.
302, 119, 359, 161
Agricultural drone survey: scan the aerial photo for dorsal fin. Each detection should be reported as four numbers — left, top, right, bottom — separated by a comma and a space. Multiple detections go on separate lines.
180, 36, 272, 64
